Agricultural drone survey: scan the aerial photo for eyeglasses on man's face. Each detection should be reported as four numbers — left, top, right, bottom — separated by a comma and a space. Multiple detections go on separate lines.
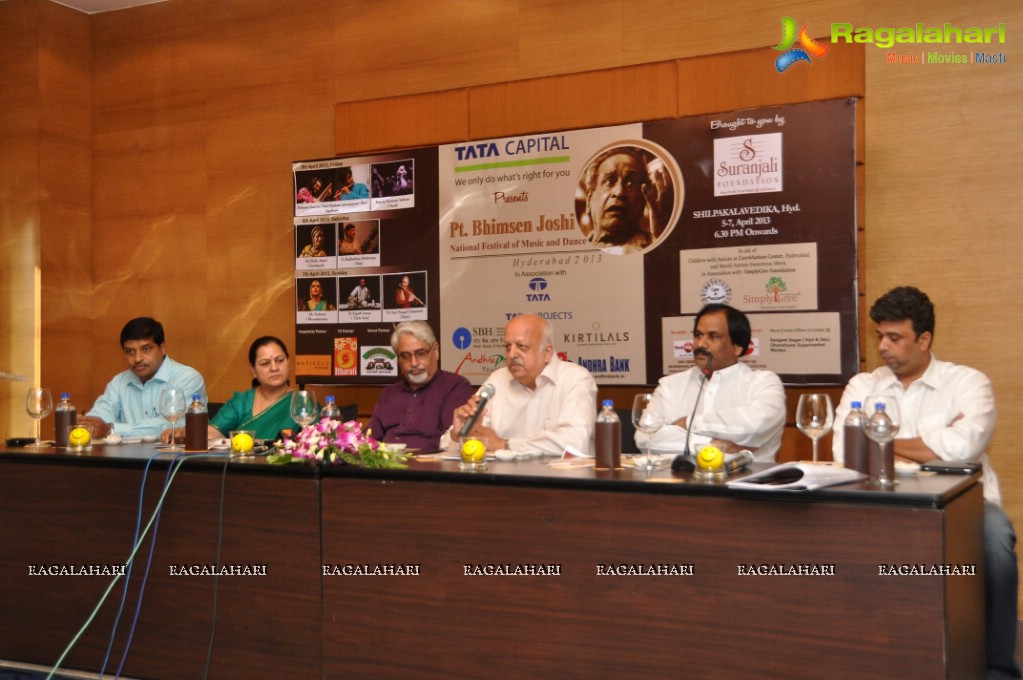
397, 345, 435, 363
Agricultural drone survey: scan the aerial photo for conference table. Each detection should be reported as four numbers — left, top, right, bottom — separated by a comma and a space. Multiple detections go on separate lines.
0, 443, 984, 679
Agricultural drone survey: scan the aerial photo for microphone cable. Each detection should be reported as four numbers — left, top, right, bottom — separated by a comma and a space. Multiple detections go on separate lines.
672, 355, 713, 472
112, 451, 193, 679
46, 452, 230, 680
97, 448, 165, 677
201, 451, 242, 680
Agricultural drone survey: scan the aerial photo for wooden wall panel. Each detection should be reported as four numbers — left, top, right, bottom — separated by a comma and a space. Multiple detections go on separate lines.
336, 90, 469, 156
0, 0, 42, 439
90, 123, 210, 388
201, 0, 337, 396
38, 0, 93, 436
336, 2, 520, 102
469, 62, 678, 141
677, 42, 865, 116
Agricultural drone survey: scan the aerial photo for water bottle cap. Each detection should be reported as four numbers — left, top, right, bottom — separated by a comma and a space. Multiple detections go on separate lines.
850, 401, 862, 409
874, 402, 886, 411
60, 392, 70, 399
601, 399, 614, 408
325, 395, 335, 403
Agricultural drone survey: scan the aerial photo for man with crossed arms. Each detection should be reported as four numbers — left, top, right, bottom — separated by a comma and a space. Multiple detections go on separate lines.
834, 286, 1019, 680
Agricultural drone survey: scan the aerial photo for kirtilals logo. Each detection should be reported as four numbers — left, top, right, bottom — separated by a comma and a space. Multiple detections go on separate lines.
772, 17, 829, 72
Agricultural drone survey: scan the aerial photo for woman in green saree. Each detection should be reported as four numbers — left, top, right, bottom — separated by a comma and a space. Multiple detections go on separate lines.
209, 336, 302, 441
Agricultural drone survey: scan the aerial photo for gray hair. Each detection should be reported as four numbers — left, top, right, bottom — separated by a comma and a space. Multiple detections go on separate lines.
539, 317, 554, 348
390, 320, 437, 352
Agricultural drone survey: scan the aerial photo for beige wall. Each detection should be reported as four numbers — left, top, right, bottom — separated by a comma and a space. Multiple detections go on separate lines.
1, 0, 1020, 603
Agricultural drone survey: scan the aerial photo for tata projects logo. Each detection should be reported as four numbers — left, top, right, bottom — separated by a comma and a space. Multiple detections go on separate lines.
772, 17, 829, 72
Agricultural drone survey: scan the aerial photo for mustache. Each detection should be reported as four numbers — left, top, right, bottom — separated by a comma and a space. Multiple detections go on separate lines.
693, 348, 712, 357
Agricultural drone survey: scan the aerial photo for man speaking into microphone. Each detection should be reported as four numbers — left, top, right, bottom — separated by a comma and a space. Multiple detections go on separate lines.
636, 304, 786, 462
442, 314, 597, 456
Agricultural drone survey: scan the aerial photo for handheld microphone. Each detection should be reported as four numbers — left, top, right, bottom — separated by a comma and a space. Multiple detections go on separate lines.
671, 353, 712, 472
458, 383, 496, 437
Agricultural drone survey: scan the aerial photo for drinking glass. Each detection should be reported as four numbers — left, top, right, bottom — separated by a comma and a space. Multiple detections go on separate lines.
863, 396, 901, 487
795, 393, 834, 463
290, 390, 318, 429
158, 387, 187, 452
25, 387, 53, 449
631, 394, 665, 471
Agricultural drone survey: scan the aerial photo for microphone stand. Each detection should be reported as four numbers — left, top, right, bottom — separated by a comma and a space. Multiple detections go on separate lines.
671, 354, 712, 472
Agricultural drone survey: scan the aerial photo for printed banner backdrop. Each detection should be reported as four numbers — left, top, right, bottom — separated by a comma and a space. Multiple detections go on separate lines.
292, 149, 438, 383
294, 98, 858, 387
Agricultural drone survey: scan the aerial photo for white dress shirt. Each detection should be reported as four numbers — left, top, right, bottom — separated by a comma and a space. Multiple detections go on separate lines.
834, 355, 1001, 503
441, 356, 597, 456
635, 362, 786, 462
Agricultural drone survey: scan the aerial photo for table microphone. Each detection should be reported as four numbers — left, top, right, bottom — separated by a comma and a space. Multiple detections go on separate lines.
671, 354, 713, 472
458, 383, 496, 437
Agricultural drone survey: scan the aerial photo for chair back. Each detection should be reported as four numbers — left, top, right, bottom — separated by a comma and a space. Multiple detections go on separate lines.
616, 408, 639, 453
338, 403, 358, 422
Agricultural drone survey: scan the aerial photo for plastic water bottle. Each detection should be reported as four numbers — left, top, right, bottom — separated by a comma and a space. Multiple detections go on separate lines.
184, 394, 208, 451
865, 403, 897, 485
594, 400, 621, 470
321, 395, 342, 421
842, 401, 869, 474
54, 393, 77, 448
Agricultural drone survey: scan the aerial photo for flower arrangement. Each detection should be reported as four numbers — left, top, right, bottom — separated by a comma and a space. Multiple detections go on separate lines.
269, 418, 409, 469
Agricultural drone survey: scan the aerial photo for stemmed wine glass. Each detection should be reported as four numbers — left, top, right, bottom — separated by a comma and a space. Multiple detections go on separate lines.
632, 394, 665, 471
290, 390, 318, 429
795, 393, 834, 463
864, 396, 901, 487
158, 387, 187, 451
25, 387, 53, 450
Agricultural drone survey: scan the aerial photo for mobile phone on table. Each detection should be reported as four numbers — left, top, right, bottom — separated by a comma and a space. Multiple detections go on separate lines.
919, 460, 982, 474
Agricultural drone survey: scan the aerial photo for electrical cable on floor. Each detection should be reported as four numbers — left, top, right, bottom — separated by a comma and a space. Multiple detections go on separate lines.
45, 452, 231, 680
201, 452, 238, 679
113, 451, 191, 679
98, 449, 165, 677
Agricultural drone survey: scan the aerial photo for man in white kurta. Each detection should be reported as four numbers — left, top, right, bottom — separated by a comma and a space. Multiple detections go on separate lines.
443, 314, 596, 456
635, 304, 786, 462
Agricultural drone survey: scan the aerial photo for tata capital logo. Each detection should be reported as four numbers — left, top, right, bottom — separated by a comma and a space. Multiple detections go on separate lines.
527, 277, 550, 301
772, 17, 829, 72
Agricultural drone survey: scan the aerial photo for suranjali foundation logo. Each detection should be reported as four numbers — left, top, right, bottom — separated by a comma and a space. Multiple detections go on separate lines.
772, 17, 830, 72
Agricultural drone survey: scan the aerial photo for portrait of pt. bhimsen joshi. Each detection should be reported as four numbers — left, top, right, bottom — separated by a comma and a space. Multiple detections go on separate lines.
575, 144, 679, 255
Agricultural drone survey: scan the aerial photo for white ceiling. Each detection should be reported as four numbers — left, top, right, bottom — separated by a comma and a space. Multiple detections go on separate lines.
50, 0, 165, 14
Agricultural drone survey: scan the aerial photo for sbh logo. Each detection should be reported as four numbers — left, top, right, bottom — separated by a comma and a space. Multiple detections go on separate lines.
772, 17, 829, 72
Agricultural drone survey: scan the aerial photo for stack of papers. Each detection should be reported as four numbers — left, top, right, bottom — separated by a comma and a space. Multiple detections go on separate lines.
726, 462, 866, 491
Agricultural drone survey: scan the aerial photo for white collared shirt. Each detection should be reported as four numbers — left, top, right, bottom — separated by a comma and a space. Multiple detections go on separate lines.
441, 357, 597, 456
636, 362, 786, 462
834, 355, 1000, 503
